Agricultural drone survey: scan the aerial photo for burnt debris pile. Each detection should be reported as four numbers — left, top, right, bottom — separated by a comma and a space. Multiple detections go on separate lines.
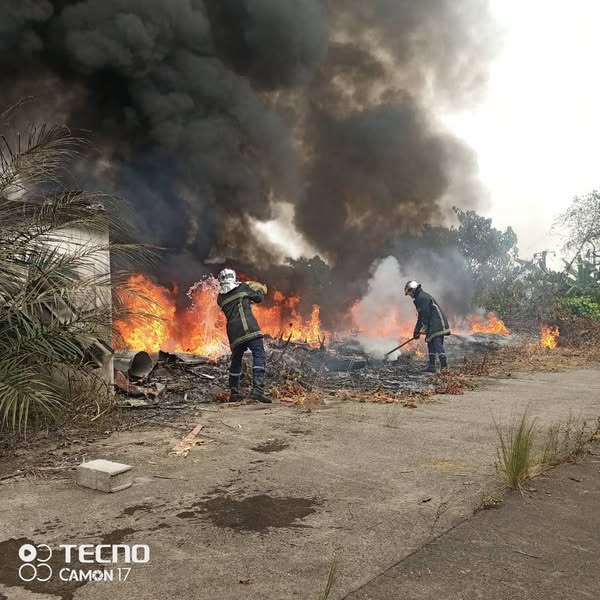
113, 332, 515, 412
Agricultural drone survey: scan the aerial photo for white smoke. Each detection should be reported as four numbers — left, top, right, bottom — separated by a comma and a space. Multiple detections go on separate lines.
352, 256, 414, 358
353, 251, 473, 358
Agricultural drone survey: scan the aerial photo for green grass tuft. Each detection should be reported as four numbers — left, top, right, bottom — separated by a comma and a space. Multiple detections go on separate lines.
494, 410, 538, 488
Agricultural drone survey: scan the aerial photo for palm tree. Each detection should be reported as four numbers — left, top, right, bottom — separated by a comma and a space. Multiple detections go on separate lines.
0, 101, 143, 431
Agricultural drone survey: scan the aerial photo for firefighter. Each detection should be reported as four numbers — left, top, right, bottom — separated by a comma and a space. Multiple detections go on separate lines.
404, 280, 451, 373
217, 268, 271, 403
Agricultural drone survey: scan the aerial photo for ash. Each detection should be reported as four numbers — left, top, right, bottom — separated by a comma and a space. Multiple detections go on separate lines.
113, 333, 515, 413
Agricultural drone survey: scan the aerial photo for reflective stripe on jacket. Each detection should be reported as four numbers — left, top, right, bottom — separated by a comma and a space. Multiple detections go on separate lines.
412, 289, 451, 342
217, 282, 265, 349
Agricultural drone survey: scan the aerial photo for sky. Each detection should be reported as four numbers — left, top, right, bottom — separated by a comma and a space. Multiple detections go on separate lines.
259, 0, 600, 263
443, 0, 600, 259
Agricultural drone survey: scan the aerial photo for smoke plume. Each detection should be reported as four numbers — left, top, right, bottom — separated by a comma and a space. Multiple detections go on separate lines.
353, 252, 475, 357
0, 0, 498, 286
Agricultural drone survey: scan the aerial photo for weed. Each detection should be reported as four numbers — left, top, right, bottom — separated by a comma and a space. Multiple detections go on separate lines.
318, 560, 338, 600
430, 498, 450, 534
480, 494, 503, 510
540, 412, 596, 467
494, 410, 538, 489
496, 410, 600, 490
383, 406, 402, 429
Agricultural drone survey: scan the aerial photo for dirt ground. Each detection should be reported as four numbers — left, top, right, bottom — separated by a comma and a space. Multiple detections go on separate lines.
1, 368, 599, 599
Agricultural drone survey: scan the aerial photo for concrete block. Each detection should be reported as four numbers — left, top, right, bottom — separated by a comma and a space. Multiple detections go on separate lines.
77, 459, 132, 492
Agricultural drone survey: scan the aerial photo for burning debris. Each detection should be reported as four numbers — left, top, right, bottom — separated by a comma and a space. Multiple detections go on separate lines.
540, 324, 560, 349
114, 274, 329, 358
467, 312, 510, 335
110, 253, 523, 409
112, 328, 521, 413
113, 272, 512, 359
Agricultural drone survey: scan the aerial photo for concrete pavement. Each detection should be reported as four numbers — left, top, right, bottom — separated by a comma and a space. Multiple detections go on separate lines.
0, 369, 599, 599
345, 448, 600, 599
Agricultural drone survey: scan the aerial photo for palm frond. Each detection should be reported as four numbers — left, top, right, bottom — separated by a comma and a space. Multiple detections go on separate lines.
0, 123, 82, 195
0, 358, 64, 431
0, 101, 152, 432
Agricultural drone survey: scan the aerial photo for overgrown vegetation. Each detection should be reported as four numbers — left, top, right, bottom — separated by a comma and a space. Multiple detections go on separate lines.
478, 191, 600, 326
494, 410, 600, 489
0, 102, 143, 432
560, 296, 600, 321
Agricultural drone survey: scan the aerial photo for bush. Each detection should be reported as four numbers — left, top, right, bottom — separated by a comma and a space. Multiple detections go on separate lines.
560, 296, 600, 321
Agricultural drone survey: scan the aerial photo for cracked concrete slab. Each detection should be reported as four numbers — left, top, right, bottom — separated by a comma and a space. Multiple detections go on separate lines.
0, 369, 599, 599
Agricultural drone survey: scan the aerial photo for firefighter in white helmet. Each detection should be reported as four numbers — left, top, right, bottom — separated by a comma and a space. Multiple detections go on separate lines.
404, 280, 451, 373
216, 268, 271, 403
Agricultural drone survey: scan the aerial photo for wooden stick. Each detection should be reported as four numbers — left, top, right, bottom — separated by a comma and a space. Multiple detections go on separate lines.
170, 423, 203, 455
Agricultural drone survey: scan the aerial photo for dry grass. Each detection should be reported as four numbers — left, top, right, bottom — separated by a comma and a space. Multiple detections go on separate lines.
495, 410, 600, 489
383, 405, 403, 428
269, 380, 323, 410
465, 345, 600, 378
539, 413, 599, 468
269, 382, 429, 409
433, 369, 475, 395
318, 560, 338, 600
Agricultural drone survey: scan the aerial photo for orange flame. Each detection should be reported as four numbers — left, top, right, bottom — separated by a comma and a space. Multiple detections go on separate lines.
466, 312, 510, 335
349, 300, 415, 340
540, 324, 559, 349
178, 277, 230, 357
254, 291, 328, 345
113, 274, 177, 352
114, 274, 329, 356
114, 274, 513, 357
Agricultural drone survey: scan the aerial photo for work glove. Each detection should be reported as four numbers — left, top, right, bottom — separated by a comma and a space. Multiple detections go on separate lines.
248, 281, 268, 295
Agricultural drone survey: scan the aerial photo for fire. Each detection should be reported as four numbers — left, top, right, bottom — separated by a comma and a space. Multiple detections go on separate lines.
349, 300, 415, 340
114, 274, 329, 356
254, 291, 328, 345
178, 277, 230, 357
540, 324, 559, 349
113, 274, 177, 351
114, 273, 513, 358
466, 312, 510, 335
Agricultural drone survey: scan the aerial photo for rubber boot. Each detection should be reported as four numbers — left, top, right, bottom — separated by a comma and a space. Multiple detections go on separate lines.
250, 369, 272, 404
439, 355, 448, 371
423, 357, 436, 373
228, 374, 243, 402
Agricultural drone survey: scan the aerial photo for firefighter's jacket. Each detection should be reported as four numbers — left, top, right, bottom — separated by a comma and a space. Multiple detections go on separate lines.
217, 281, 267, 349
412, 289, 451, 342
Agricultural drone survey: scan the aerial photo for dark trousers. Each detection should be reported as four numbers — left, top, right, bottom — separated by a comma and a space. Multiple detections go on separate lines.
427, 336, 446, 366
229, 337, 266, 378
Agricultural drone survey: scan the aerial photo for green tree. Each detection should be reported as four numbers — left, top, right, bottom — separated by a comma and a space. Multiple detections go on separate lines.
0, 103, 142, 431
453, 207, 518, 286
557, 191, 600, 270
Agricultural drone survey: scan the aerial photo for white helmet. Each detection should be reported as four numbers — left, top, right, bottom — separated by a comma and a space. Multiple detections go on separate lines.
218, 268, 240, 294
404, 280, 421, 297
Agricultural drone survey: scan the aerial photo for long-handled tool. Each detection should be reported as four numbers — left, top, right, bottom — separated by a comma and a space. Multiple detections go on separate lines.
384, 337, 415, 358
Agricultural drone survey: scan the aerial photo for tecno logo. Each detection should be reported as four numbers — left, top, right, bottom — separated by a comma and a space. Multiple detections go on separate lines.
18, 543, 53, 582
17, 542, 151, 583
61, 544, 150, 564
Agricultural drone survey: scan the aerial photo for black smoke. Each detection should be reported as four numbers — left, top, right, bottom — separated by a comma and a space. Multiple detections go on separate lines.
0, 0, 498, 301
